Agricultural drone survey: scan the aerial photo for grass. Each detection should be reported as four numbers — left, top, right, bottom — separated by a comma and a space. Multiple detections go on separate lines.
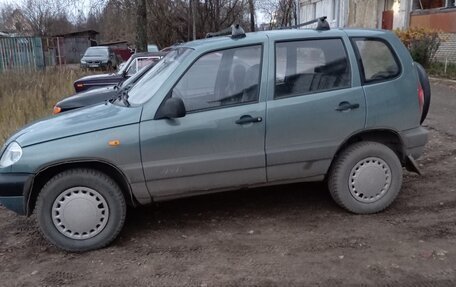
0, 68, 88, 146
428, 61, 456, 80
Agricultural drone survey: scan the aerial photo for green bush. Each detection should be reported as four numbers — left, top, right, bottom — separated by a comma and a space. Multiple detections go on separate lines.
395, 27, 442, 68
428, 61, 456, 80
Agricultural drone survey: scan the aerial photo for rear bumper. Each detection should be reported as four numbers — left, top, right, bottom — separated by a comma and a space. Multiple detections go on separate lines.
400, 126, 429, 159
0, 173, 33, 215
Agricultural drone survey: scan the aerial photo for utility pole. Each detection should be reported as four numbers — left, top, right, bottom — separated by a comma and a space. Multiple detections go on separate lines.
296, 0, 300, 25
192, 0, 196, 40
187, 0, 191, 41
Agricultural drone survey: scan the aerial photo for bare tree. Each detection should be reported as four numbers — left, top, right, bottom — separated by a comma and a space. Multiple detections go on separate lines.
135, 0, 147, 51
257, 0, 279, 28
248, 0, 255, 32
20, 0, 74, 35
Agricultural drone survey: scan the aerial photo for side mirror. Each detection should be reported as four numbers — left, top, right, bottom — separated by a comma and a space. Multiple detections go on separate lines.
156, 97, 186, 119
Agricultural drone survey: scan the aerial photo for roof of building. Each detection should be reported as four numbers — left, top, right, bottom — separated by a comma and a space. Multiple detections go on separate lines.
98, 40, 128, 46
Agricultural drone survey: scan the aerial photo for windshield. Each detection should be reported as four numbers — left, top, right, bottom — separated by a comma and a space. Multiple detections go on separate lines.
127, 48, 193, 105
119, 61, 156, 88
117, 54, 135, 75
84, 47, 108, 57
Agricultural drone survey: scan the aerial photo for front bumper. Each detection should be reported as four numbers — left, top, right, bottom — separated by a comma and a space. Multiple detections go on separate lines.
0, 173, 33, 215
80, 62, 108, 69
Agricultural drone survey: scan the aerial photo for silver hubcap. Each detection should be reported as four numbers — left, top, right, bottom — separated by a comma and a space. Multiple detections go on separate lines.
52, 187, 109, 240
349, 157, 392, 203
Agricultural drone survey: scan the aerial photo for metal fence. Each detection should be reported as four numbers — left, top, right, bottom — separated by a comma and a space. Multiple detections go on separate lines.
0, 37, 45, 72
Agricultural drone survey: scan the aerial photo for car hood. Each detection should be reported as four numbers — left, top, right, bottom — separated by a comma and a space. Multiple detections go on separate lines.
9, 103, 142, 147
57, 86, 118, 109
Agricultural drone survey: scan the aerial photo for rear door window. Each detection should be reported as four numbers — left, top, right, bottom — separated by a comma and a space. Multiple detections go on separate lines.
275, 38, 351, 99
352, 38, 400, 83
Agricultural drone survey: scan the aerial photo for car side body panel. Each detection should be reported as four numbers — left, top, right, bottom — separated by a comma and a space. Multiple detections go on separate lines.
264, 32, 366, 181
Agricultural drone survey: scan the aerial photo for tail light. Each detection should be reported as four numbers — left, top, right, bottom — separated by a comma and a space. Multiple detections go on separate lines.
417, 82, 424, 113
53, 106, 62, 114
75, 83, 84, 90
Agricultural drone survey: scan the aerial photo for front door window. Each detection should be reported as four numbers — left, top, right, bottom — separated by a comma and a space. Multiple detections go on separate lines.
171, 45, 262, 112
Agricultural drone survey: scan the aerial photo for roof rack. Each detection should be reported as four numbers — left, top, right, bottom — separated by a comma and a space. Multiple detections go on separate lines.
206, 24, 246, 39
280, 16, 330, 31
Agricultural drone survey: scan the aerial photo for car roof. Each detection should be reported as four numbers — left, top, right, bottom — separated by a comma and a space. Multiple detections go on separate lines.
180, 28, 395, 51
131, 51, 167, 59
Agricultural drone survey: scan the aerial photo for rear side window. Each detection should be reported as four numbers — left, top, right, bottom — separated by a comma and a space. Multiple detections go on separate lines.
275, 38, 351, 99
352, 38, 400, 83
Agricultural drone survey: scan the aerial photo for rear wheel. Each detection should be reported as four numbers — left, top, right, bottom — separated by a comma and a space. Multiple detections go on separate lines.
36, 169, 126, 252
328, 142, 402, 214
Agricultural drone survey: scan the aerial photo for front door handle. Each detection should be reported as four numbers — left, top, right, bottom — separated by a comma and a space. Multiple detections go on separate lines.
235, 115, 263, 125
336, 101, 360, 112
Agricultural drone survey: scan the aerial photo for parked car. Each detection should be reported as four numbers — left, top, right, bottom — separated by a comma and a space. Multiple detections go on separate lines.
80, 46, 119, 70
54, 61, 158, 114
0, 19, 430, 252
74, 52, 166, 93
147, 44, 159, 52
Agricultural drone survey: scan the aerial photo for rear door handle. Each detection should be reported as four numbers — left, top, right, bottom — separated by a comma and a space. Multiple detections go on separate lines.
336, 101, 360, 112
236, 115, 262, 125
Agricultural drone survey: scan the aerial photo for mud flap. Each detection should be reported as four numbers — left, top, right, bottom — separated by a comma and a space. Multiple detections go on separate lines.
405, 155, 422, 176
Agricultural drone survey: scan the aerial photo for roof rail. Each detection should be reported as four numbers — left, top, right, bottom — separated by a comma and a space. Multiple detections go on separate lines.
280, 16, 330, 31
206, 24, 246, 39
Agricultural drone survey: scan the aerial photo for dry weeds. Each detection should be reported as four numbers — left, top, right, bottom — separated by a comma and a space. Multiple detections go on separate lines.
0, 69, 87, 145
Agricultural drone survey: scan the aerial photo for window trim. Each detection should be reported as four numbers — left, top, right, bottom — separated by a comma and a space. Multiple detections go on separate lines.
155, 43, 264, 117
350, 37, 402, 85
273, 37, 352, 100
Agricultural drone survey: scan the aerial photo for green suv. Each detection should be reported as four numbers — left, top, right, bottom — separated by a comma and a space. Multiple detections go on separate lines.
0, 21, 430, 251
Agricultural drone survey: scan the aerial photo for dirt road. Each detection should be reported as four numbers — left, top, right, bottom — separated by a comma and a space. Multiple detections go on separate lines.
1, 80, 456, 286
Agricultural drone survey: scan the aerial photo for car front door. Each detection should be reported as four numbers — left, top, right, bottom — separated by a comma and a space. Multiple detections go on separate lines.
140, 44, 267, 199
266, 37, 366, 182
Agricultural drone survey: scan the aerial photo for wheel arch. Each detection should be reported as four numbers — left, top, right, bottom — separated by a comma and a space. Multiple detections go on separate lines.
25, 160, 138, 216
330, 129, 406, 172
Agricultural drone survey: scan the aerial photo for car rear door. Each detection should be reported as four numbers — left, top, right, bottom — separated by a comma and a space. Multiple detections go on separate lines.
265, 36, 366, 182
139, 44, 267, 199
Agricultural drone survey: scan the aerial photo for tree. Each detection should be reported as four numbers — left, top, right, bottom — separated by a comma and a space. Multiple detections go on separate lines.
135, 0, 147, 51
248, 0, 255, 32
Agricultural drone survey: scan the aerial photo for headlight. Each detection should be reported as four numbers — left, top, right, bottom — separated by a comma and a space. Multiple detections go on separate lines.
81, 60, 87, 64
0, 142, 23, 168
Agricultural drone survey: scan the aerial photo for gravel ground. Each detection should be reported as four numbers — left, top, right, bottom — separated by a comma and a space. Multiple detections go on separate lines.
0, 81, 455, 286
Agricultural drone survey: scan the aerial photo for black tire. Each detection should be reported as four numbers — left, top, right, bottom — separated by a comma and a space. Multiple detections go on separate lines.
328, 142, 402, 214
415, 62, 431, 124
36, 169, 126, 252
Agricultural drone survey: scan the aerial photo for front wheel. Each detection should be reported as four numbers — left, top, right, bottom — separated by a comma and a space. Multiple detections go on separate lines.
328, 142, 402, 214
36, 169, 126, 252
